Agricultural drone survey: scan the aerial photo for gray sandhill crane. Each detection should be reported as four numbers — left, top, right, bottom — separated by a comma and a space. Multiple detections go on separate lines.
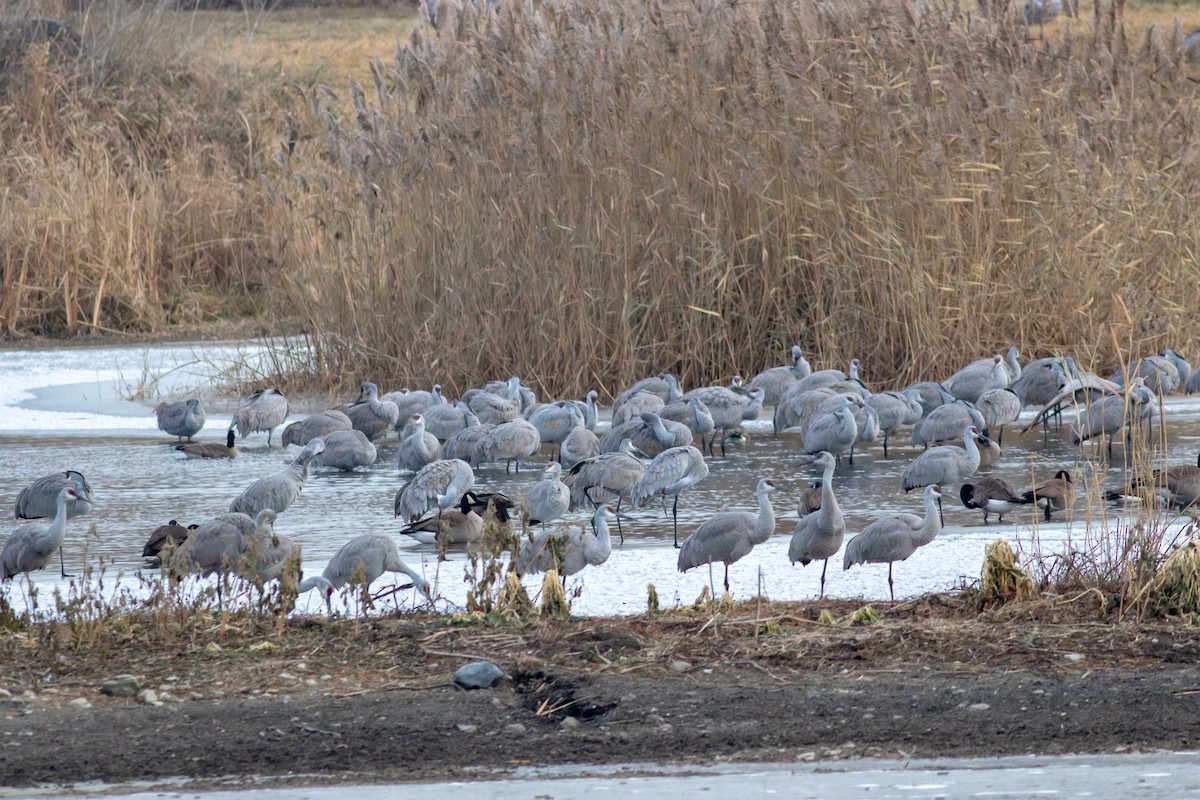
515, 505, 616, 582
804, 394, 877, 463
155, 398, 206, 442
1011, 358, 1067, 407
967, 346, 1022, 386
577, 390, 600, 431
564, 439, 646, 540
441, 422, 494, 467
177, 430, 238, 460
231, 388, 289, 446
423, 401, 480, 442
682, 386, 765, 457
612, 391, 665, 425
312, 429, 377, 471
464, 377, 523, 424
788, 452, 845, 597
748, 345, 812, 405
483, 376, 536, 411
229, 439, 325, 516
599, 412, 691, 457
660, 396, 716, 441
1020, 362, 1124, 435
343, 381, 400, 441
974, 388, 1021, 444
774, 386, 836, 436
777, 360, 862, 412
612, 374, 683, 420
1190, 368, 1200, 395
944, 355, 1008, 403
1067, 380, 1153, 459
526, 401, 583, 461
479, 417, 541, 473
930, 433, 1000, 468
911, 400, 985, 449
560, 423, 600, 470
2, 487, 80, 581
281, 409, 352, 448
142, 520, 196, 561
901, 381, 956, 418
397, 413, 442, 473
844, 484, 943, 601
677, 477, 777, 596
383, 385, 444, 427
900, 425, 985, 521
1111, 355, 1181, 396
15, 471, 94, 578
803, 396, 858, 464
633, 445, 710, 548
865, 390, 922, 457
299, 533, 432, 614
524, 462, 571, 529
394, 458, 476, 523
401, 491, 514, 545
1020, 470, 1074, 521
959, 477, 1025, 524
173, 509, 299, 608
1160, 349, 1192, 387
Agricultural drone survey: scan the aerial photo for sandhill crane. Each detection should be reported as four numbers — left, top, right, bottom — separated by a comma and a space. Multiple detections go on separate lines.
660, 396, 716, 441
612, 374, 682, 420
677, 477, 777, 596
299, 533, 432, 614
172, 509, 299, 608
560, 423, 600, 470
424, 401, 480, 441
281, 409, 352, 448
613, 391, 666, 425
930, 433, 1000, 468
564, 439, 647, 540
482, 376, 536, 411
479, 417, 541, 472
383, 385, 443, 427
142, 520, 196, 561
1068, 381, 1153, 459
780, 361, 857, 403
1011, 358, 1067, 407
1020, 364, 1124, 435
15, 471, 93, 578
789, 452, 845, 597
967, 347, 1021, 386
177, 430, 238, 460
960, 477, 1025, 524
804, 394, 877, 463
524, 462, 571, 529
900, 425, 985, 520
2, 488, 80, 581
155, 398, 206, 442
974, 388, 1021, 444
464, 377, 523, 424
844, 484, 943, 601
865, 391, 922, 458
1188, 366, 1200, 395
578, 390, 600, 431
911, 401, 985, 448
229, 438, 325, 516
312, 429, 377, 471
632, 445, 709, 548
901, 381, 956, 418
394, 459, 476, 522
1161, 349, 1192, 387
600, 412, 691, 457
1111, 355, 1181, 396
774, 386, 836, 435
515, 506, 616, 582
748, 345, 812, 405
1021, 470, 1074, 521
526, 401, 583, 460
682, 386, 764, 457
803, 396, 859, 464
397, 413, 442, 473
343, 381, 400, 441
401, 491, 514, 545
944, 355, 1008, 403
231, 388, 289, 446
440, 422, 493, 466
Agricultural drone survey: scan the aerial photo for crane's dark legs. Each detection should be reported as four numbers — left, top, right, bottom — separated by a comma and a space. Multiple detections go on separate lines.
584, 486, 598, 509
708, 562, 716, 601
672, 494, 680, 548
723, 563, 730, 593
614, 497, 625, 544
819, 559, 828, 599
882, 431, 889, 459
888, 563, 895, 601
720, 430, 727, 459
848, 443, 855, 466
58, 547, 73, 579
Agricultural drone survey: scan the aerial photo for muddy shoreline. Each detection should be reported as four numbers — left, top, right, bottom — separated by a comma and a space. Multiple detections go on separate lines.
3, 597, 1200, 791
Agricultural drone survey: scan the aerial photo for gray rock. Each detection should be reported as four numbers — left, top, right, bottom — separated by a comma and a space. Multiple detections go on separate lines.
136, 689, 162, 707
504, 723, 527, 734
99, 675, 142, 698
967, 703, 991, 712
560, 716, 581, 730
453, 661, 505, 690
669, 660, 693, 673
68, 697, 91, 709
456, 723, 478, 733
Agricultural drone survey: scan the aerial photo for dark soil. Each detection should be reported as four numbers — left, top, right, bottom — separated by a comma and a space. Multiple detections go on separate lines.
3, 595, 1200, 790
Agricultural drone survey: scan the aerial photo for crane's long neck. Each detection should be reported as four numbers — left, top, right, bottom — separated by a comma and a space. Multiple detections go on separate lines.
46, 494, 73, 551
648, 415, 673, 446
411, 419, 426, 439
914, 493, 943, 547
839, 409, 856, 440
385, 549, 423, 585
432, 386, 445, 405
1007, 351, 1021, 382
666, 377, 682, 403
818, 461, 841, 527
583, 395, 597, 430
745, 392, 763, 417
750, 489, 776, 546
587, 515, 613, 564
961, 431, 981, 472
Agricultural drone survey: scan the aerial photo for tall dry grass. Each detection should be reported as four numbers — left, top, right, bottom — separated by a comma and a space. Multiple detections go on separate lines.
260, 0, 1200, 397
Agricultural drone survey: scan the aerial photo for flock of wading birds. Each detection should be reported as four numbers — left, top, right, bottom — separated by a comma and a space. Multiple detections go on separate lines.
4, 346, 1200, 608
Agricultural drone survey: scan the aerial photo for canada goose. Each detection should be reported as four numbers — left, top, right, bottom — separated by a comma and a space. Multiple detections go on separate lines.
177, 430, 238, 460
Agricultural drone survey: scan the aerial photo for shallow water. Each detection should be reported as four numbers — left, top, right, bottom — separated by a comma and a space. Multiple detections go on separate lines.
2, 341, 1199, 617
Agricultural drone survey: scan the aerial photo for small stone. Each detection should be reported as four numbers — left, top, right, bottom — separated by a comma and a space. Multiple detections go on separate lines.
100, 675, 142, 698
68, 698, 91, 709
1063, 652, 1085, 662
491, 697, 504, 707
136, 689, 162, 707
560, 716, 580, 730
967, 703, 991, 712
204, 643, 222, 654
504, 723, 527, 734
453, 662, 505, 691
456, 724, 478, 733
279, 673, 297, 681
319, 674, 333, 681
669, 660, 692, 673
0, 689, 10, 699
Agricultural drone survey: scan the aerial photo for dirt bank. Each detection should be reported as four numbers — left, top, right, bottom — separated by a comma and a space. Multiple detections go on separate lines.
3, 595, 1199, 790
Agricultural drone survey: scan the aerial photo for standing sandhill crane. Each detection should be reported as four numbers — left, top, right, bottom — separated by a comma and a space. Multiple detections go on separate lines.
515, 506, 616, 582
231, 388, 289, 446
788, 452, 845, 597
902, 381, 956, 418
483, 376, 536, 411
526, 401, 583, 461
599, 411, 691, 456
465, 377, 522, 424
2, 487, 80, 581
142, 520, 196, 561
177, 430, 238, 460
344, 381, 400, 441
773, 386, 836, 436
682, 386, 764, 457
748, 345, 812, 405
1161, 349, 1192, 387
844, 484, 943, 601
1020, 470, 1074, 521
612, 391, 666, 425
1111, 355, 1181, 396
282, 409, 352, 448
944, 355, 1008, 403
299, 533, 432, 614
401, 491, 514, 545
15, 471, 93, 578
632, 445, 710, 548
804, 394, 877, 464
172, 509, 299, 608
677, 478, 777, 596
803, 396, 859, 464
660, 396, 716, 441
612, 374, 683, 418
155, 398, 206, 442
1011, 358, 1067, 407
1068, 382, 1153, 459
423, 401, 480, 442
564, 439, 647, 540
900, 426, 985, 521
1187, 364, 1200, 395
312, 429, 377, 471
397, 413, 442, 473
865, 391, 922, 458
576, 390, 600, 431
560, 423, 600, 470
959, 477, 1025, 524
524, 462, 571, 529
479, 417, 541, 473
229, 439, 325, 516
394, 458, 476, 523
967, 346, 1022, 386
931, 433, 1001, 468
911, 401, 985, 448
383, 385, 443, 427
974, 388, 1021, 444
440, 422, 493, 466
